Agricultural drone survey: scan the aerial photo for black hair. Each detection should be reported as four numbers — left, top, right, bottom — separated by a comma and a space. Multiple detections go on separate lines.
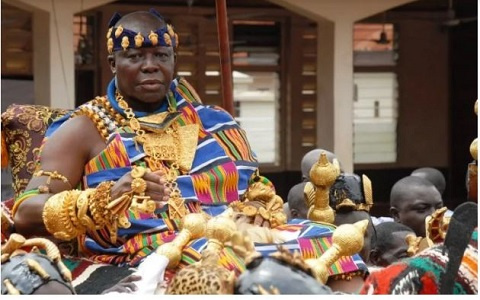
371, 221, 414, 253
411, 167, 446, 195
390, 176, 437, 207
287, 182, 307, 211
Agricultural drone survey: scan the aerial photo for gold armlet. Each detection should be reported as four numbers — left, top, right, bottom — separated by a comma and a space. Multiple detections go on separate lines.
33, 170, 73, 189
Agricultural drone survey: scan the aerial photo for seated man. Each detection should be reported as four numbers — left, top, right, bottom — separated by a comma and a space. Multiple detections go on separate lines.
368, 222, 416, 267
9, 9, 368, 294
13, 9, 259, 266
390, 176, 444, 237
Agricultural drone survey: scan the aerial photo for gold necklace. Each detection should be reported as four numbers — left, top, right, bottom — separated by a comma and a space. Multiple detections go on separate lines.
115, 92, 188, 219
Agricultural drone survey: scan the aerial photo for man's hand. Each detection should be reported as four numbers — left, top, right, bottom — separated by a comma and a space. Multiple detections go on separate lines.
111, 169, 171, 205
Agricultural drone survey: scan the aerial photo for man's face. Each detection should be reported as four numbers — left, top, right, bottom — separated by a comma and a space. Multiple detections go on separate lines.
394, 186, 443, 237
111, 45, 175, 106
375, 231, 413, 267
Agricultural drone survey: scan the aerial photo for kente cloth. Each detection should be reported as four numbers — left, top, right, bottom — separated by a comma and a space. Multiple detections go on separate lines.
42, 77, 259, 266
169, 219, 368, 280
360, 228, 478, 295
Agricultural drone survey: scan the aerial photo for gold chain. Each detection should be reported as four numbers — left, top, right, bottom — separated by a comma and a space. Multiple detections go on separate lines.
114, 92, 187, 219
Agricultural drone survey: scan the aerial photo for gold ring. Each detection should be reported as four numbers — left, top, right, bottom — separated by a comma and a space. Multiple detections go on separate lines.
131, 178, 147, 194
130, 195, 156, 214
131, 165, 147, 179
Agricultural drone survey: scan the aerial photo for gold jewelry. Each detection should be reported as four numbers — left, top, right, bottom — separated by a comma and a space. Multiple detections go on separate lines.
156, 213, 207, 268
131, 178, 147, 194
114, 91, 197, 219
304, 152, 337, 224
305, 219, 369, 284
33, 170, 72, 189
42, 181, 132, 243
42, 190, 83, 241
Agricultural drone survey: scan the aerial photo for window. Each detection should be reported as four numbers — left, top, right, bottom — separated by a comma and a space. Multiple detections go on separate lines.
233, 71, 280, 164
353, 23, 398, 164
232, 20, 282, 166
353, 72, 398, 163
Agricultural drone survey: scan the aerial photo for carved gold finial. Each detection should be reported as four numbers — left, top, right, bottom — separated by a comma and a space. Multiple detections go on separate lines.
166, 213, 238, 295
305, 219, 368, 284
205, 213, 237, 254
156, 213, 207, 269
305, 152, 338, 223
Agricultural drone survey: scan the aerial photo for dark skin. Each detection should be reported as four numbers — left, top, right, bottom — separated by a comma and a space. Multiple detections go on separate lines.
390, 184, 443, 237
369, 230, 414, 267
14, 12, 175, 237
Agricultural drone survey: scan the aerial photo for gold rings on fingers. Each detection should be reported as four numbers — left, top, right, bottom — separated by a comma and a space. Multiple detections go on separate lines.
131, 165, 148, 179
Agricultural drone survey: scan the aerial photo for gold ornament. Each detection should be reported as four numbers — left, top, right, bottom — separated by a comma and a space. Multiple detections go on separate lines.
156, 213, 207, 268
114, 25, 123, 38
405, 234, 422, 256
149, 31, 158, 46
164, 33, 172, 46
167, 24, 175, 37
166, 213, 238, 295
425, 206, 450, 247
134, 32, 144, 48
305, 152, 338, 223
237, 180, 287, 228
107, 38, 113, 54
106, 27, 113, 39
131, 178, 147, 194
305, 219, 368, 284
33, 169, 72, 189
121, 36, 129, 51
43, 190, 84, 240
114, 92, 198, 219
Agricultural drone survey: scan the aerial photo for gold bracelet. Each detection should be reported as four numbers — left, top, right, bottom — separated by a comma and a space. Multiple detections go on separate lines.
88, 181, 115, 227
42, 190, 83, 241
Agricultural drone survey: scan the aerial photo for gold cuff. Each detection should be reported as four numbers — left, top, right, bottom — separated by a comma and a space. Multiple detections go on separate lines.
42, 181, 120, 241
42, 190, 84, 241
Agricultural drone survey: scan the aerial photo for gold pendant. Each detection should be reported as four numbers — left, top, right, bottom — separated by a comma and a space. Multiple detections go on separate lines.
167, 195, 187, 220
176, 124, 199, 172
